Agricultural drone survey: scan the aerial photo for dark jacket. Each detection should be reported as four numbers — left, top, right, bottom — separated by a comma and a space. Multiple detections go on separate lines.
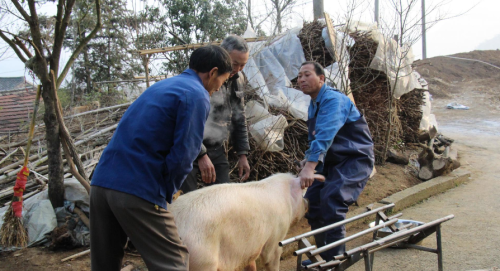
91, 69, 210, 209
200, 71, 250, 156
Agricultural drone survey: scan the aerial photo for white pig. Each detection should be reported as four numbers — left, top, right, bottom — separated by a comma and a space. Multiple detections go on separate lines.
170, 173, 322, 271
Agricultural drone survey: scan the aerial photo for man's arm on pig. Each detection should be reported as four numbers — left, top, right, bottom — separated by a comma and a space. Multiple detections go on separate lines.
165, 93, 210, 189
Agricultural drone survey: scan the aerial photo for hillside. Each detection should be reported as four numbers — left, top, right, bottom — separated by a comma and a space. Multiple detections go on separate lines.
413, 50, 500, 98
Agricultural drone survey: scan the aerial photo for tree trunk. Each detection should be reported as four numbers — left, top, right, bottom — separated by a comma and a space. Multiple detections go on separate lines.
41, 82, 65, 208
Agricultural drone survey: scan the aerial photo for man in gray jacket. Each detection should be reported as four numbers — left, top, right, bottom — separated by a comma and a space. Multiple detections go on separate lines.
180, 35, 251, 193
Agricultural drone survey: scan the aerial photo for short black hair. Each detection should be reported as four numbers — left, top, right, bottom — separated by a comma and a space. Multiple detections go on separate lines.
189, 45, 233, 74
300, 61, 325, 77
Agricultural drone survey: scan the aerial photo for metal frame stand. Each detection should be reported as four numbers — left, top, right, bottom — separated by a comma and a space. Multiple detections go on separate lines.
280, 204, 453, 271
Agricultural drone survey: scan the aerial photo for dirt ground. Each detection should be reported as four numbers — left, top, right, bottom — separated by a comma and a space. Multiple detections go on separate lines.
1, 50, 499, 270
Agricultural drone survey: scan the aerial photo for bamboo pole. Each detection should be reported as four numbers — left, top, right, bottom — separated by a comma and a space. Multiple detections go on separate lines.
65, 102, 131, 119
0, 148, 19, 166
61, 249, 90, 262
138, 37, 268, 55
73, 207, 90, 228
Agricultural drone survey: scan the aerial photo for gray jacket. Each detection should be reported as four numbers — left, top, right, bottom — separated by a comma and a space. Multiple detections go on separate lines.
199, 71, 250, 156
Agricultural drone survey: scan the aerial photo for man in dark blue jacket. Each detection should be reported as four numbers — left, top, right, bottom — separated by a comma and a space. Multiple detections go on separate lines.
297, 61, 375, 263
89, 45, 232, 271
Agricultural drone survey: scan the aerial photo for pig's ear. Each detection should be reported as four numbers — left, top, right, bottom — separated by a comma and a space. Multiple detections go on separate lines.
313, 174, 325, 182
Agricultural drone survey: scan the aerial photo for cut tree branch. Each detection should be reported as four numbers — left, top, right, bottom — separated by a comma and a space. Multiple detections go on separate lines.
51, 70, 89, 183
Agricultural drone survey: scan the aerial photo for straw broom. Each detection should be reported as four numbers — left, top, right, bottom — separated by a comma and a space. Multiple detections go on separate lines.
0, 85, 42, 247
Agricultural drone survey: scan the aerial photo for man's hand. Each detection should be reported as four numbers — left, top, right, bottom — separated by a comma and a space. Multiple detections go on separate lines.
198, 154, 216, 183
238, 154, 251, 182
299, 161, 318, 189
295, 159, 306, 171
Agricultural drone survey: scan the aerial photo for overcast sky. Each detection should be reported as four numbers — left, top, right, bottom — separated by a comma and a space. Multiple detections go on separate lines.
0, 0, 498, 79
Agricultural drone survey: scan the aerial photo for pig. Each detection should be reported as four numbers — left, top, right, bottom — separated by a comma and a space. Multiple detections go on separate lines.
170, 173, 324, 271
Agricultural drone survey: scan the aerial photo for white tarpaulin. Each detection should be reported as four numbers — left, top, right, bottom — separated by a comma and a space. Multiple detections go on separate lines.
419, 91, 438, 132
249, 114, 288, 152
268, 27, 306, 80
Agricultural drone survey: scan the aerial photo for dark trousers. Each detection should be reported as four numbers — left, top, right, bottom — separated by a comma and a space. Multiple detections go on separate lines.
180, 144, 230, 194
304, 161, 369, 260
90, 186, 189, 271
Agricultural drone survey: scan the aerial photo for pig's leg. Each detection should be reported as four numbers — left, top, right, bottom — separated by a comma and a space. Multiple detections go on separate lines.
243, 261, 257, 271
261, 248, 282, 271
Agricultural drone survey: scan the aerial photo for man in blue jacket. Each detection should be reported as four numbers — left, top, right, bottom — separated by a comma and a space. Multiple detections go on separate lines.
89, 45, 232, 271
297, 61, 375, 263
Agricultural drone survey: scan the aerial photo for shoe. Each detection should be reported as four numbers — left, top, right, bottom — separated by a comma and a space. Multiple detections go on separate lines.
301, 259, 313, 267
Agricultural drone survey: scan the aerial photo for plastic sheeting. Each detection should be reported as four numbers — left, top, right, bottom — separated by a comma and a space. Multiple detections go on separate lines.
249, 114, 288, 152
242, 30, 309, 151
245, 101, 271, 125
322, 28, 353, 94
254, 49, 292, 97
25, 200, 57, 247
369, 34, 421, 99
281, 87, 310, 121
0, 178, 90, 250
419, 91, 439, 132
268, 27, 306, 80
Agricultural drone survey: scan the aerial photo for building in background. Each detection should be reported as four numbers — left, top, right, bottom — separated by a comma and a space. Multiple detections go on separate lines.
0, 77, 37, 135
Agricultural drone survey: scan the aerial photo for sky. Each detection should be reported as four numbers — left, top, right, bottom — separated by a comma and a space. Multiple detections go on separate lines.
1, 0, 499, 79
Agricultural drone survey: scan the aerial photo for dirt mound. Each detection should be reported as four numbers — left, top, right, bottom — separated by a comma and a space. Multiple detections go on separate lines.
413, 50, 500, 98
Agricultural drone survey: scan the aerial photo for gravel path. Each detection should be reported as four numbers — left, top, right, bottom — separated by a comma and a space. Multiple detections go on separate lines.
345, 93, 500, 271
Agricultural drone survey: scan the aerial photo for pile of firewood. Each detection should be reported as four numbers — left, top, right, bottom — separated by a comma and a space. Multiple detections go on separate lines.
417, 130, 460, 181
298, 20, 335, 69
227, 107, 309, 182
348, 31, 426, 163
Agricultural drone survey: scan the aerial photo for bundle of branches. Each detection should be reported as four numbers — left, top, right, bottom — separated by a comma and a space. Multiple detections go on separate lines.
228, 107, 309, 182
398, 89, 425, 143
298, 21, 335, 68
348, 31, 426, 163
224, 90, 309, 182
347, 31, 400, 163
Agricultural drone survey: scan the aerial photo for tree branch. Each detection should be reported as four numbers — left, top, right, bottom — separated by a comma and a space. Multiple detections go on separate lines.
14, 36, 33, 58
0, 5, 25, 21
52, 0, 76, 74
0, 30, 27, 62
25, 0, 49, 81
57, 0, 101, 88
10, 0, 31, 23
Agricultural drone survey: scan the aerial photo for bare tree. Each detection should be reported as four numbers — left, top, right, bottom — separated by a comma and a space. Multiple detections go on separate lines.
270, 0, 296, 34
0, 0, 101, 207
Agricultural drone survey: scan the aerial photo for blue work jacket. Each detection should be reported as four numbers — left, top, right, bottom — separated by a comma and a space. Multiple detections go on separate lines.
91, 69, 210, 209
305, 84, 361, 164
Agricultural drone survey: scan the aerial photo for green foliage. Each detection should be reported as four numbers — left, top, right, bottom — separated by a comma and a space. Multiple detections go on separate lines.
67, 0, 142, 97
161, 0, 247, 73
57, 87, 72, 110
65, 0, 247, 101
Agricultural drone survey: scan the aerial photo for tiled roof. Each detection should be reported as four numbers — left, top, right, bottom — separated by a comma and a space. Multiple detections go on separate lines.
0, 88, 39, 134
0, 77, 31, 92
